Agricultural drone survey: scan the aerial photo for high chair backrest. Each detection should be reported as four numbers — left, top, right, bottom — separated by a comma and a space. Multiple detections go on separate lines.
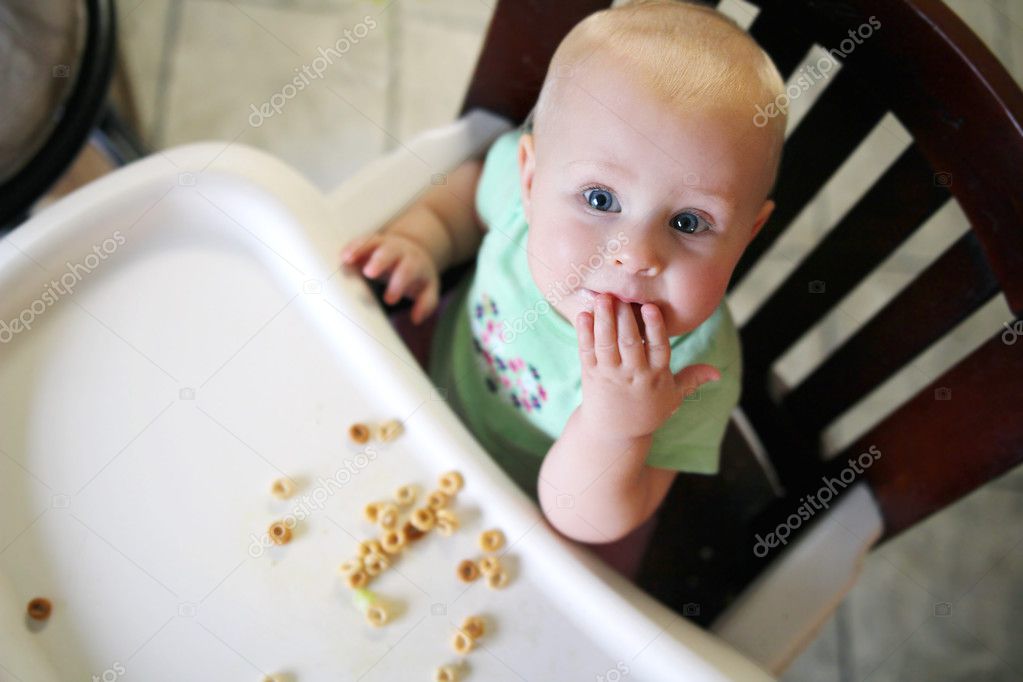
451, 0, 1023, 549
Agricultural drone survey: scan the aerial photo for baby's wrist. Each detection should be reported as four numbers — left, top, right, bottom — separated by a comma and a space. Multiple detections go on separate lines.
384, 203, 452, 271
574, 403, 655, 445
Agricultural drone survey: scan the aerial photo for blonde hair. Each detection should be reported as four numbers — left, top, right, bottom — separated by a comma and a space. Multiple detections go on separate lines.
529, 0, 788, 198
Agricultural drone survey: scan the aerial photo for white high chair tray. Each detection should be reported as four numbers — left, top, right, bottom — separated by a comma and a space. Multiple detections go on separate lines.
0, 111, 773, 681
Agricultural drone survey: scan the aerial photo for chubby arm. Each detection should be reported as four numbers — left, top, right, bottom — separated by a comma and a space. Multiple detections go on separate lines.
538, 293, 721, 544
340, 157, 485, 323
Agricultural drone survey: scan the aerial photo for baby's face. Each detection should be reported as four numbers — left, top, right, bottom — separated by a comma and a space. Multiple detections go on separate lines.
517, 54, 777, 338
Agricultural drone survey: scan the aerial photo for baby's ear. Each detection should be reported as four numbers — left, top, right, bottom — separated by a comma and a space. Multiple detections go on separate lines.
749, 198, 775, 244
518, 133, 536, 220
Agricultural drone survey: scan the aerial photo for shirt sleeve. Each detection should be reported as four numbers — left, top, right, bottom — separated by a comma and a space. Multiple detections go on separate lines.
474, 128, 523, 231
644, 360, 741, 475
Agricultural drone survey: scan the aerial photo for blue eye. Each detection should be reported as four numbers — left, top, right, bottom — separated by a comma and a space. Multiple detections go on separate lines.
671, 211, 713, 234
582, 187, 621, 213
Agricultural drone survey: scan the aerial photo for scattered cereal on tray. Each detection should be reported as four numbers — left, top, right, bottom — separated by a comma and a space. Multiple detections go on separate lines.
477, 555, 500, 576
461, 615, 486, 640
434, 509, 459, 536
434, 664, 459, 682
478, 529, 504, 553
380, 528, 407, 554
456, 559, 479, 583
268, 521, 292, 545
410, 507, 436, 532
426, 490, 450, 510
486, 569, 510, 590
393, 484, 417, 507
26, 597, 52, 621
348, 422, 371, 444
377, 503, 400, 530
270, 477, 296, 499
377, 419, 403, 442
438, 470, 463, 495
451, 629, 475, 655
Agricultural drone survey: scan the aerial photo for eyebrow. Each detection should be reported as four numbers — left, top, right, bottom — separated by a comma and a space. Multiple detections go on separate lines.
567, 159, 730, 209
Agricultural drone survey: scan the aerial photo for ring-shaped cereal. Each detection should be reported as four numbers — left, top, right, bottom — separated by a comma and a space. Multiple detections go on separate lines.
348, 422, 371, 444
477, 555, 500, 576
268, 521, 292, 545
380, 528, 407, 554
478, 529, 505, 553
461, 615, 486, 640
486, 569, 510, 589
451, 630, 475, 655
26, 597, 52, 621
346, 569, 369, 589
438, 470, 463, 495
364, 552, 389, 576
456, 559, 479, 582
363, 501, 383, 524
394, 484, 417, 506
377, 503, 400, 530
403, 520, 426, 541
366, 603, 390, 627
270, 477, 295, 499
434, 665, 458, 682
426, 490, 450, 510
410, 507, 436, 532
378, 419, 403, 442
339, 557, 364, 575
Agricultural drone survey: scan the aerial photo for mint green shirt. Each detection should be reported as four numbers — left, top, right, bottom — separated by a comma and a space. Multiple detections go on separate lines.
428, 127, 743, 502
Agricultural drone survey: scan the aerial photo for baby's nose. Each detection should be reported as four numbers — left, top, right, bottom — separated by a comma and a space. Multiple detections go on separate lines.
613, 248, 660, 277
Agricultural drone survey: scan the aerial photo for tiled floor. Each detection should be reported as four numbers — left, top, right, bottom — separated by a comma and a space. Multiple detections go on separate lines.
111, 0, 1022, 679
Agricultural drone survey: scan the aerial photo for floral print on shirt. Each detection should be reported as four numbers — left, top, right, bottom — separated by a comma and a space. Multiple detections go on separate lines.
469, 292, 548, 413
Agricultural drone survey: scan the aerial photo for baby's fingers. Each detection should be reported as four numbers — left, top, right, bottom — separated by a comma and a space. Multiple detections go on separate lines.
360, 244, 401, 279
410, 278, 439, 325
642, 304, 670, 370
575, 310, 597, 369
340, 234, 379, 265
382, 258, 419, 305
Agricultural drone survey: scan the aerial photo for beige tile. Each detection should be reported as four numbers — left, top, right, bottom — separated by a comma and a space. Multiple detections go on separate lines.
115, 0, 172, 143
163, 0, 392, 189
395, 10, 490, 143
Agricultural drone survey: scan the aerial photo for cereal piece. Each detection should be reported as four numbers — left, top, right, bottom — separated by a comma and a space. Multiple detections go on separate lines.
364, 551, 390, 576
478, 529, 505, 553
377, 503, 400, 530
363, 501, 383, 524
402, 520, 425, 542
486, 569, 510, 590
380, 528, 407, 554
338, 557, 364, 575
434, 664, 459, 682
366, 603, 390, 627
270, 477, 295, 499
456, 559, 479, 583
393, 484, 417, 507
349, 422, 371, 444
410, 507, 436, 532
477, 555, 500, 576
26, 597, 52, 621
451, 629, 475, 655
435, 509, 459, 536
377, 419, 403, 442
268, 521, 292, 545
438, 470, 463, 495
426, 490, 450, 510
461, 615, 486, 640
346, 569, 369, 589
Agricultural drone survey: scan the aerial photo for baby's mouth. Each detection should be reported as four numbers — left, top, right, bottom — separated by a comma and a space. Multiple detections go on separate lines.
579, 288, 649, 337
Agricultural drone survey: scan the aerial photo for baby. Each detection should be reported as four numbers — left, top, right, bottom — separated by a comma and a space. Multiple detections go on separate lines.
341, 0, 787, 556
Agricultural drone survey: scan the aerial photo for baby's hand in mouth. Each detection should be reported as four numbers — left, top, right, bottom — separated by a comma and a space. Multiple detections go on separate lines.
573, 293, 720, 440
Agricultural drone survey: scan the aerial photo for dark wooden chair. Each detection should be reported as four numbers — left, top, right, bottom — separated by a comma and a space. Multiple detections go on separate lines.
369, 0, 1023, 669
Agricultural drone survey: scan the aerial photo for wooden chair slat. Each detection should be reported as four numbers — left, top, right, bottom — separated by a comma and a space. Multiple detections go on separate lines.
784, 230, 1002, 431
730, 65, 888, 289
742, 145, 950, 373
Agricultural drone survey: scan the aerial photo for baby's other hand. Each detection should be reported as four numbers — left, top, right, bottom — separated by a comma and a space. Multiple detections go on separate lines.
574, 293, 721, 440
340, 231, 440, 325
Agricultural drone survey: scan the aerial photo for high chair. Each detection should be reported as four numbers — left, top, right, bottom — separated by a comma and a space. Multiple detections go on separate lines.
368, 0, 1023, 674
